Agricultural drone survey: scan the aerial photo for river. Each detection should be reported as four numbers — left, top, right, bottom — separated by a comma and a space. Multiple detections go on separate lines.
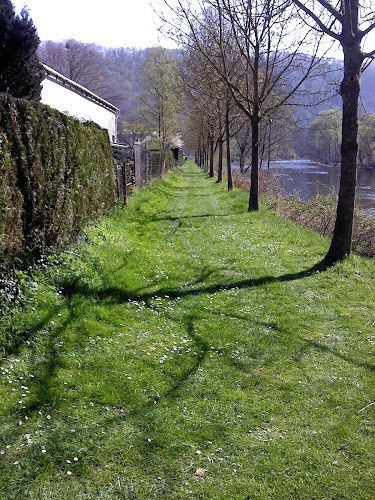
236, 159, 375, 214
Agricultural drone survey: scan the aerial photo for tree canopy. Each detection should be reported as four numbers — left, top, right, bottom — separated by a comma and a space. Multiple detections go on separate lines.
0, 0, 43, 101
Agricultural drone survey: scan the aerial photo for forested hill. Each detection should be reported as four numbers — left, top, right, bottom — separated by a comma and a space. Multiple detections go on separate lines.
361, 63, 375, 113
38, 41, 146, 125
38, 40, 375, 128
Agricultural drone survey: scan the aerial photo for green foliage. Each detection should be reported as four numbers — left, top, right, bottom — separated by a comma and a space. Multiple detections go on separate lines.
307, 109, 375, 167
138, 47, 180, 148
0, 95, 116, 270
307, 108, 342, 164
359, 114, 375, 167
0, 1, 43, 101
0, 132, 23, 262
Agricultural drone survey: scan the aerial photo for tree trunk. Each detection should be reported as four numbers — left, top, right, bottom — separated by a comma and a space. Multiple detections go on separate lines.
217, 134, 223, 183
248, 111, 259, 211
209, 136, 214, 177
324, 40, 363, 264
239, 148, 245, 175
267, 120, 272, 169
248, 45, 260, 211
159, 149, 166, 179
226, 97, 233, 190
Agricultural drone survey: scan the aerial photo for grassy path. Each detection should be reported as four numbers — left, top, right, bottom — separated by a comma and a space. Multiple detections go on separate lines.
1, 162, 375, 498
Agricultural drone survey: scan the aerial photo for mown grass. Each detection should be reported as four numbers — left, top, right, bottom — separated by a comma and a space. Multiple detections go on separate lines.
1, 161, 375, 499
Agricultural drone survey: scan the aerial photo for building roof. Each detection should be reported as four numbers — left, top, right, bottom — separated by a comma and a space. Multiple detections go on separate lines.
42, 63, 119, 116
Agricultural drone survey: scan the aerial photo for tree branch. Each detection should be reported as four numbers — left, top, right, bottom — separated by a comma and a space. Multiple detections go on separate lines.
315, 0, 343, 21
360, 20, 375, 39
292, 0, 342, 41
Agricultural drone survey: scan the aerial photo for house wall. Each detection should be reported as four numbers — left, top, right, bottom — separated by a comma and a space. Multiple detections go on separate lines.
41, 73, 118, 143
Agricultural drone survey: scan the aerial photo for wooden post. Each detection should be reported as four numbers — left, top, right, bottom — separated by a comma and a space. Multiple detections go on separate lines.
134, 141, 141, 190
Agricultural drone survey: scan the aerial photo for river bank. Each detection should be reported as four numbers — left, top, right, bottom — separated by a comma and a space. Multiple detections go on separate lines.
232, 165, 375, 257
232, 159, 375, 214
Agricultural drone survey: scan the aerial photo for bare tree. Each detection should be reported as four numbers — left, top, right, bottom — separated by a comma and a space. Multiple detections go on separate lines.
291, 0, 375, 264
38, 40, 118, 101
138, 47, 180, 178
162, 0, 327, 211
181, 41, 231, 183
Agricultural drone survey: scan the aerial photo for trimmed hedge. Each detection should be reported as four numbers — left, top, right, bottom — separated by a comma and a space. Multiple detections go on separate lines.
0, 94, 116, 268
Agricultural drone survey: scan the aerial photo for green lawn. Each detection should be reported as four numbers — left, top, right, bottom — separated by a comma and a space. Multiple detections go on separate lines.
1, 162, 375, 499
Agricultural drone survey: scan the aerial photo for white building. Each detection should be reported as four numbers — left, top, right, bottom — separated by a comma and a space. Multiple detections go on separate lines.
41, 64, 119, 143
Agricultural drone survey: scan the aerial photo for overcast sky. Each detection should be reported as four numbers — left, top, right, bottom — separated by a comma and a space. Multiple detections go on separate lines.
11, 0, 375, 56
11, 0, 177, 49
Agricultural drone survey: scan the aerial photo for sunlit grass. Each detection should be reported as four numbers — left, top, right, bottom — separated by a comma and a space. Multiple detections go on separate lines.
1, 162, 375, 498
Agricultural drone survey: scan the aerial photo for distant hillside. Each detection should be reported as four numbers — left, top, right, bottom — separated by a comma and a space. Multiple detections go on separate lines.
287, 57, 375, 156
38, 41, 375, 148
361, 63, 375, 114
38, 41, 147, 126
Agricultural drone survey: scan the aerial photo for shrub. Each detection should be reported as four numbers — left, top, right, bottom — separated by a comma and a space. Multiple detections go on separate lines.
0, 94, 116, 270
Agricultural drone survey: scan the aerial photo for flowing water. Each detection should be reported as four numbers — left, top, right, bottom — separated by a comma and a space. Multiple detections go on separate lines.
237, 159, 375, 214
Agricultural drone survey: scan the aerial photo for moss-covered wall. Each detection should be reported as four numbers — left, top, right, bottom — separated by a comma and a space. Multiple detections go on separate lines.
0, 95, 116, 268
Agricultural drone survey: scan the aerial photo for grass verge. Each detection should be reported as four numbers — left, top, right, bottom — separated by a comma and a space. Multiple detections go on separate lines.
1, 162, 375, 499
233, 170, 375, 257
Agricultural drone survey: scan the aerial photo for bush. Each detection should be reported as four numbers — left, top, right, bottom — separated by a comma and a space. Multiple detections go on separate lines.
276, 191, 374, 258
0, 95, 116, 269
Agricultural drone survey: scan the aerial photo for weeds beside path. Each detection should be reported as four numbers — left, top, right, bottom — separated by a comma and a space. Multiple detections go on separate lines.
1, 162, 375, 499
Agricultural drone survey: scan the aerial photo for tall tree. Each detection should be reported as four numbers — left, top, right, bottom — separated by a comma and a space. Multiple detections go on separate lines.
291, 0, 375, 264
163, 0, 326, 210
308, 108, 342, 164
138, 47, 180, 178
0, 1, 43, 100
38, 40, 119, 101
181, 40, 229, 183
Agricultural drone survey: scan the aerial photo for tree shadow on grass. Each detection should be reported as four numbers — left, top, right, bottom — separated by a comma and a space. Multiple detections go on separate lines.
3, 263, 375, 494
304, 338, 375, 373
84, 260, 329, 307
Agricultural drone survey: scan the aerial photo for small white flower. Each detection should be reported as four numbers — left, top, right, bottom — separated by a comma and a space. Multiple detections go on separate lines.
14, 461, 19, 465
41, 449, 46, 454
89, 402, 94, 406
67, 471, 72, 475
66, 460, 71, 464
46, 415, 51, 420
0, 450, 5, 455
196, 450, 202, 455
73, 457, 78, 462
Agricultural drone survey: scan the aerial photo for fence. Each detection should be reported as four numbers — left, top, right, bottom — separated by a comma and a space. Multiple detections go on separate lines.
112, 142, 152, 203
112, 142, 179, 202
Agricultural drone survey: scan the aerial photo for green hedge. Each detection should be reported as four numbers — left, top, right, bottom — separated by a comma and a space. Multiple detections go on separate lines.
0, 95, 116, 268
